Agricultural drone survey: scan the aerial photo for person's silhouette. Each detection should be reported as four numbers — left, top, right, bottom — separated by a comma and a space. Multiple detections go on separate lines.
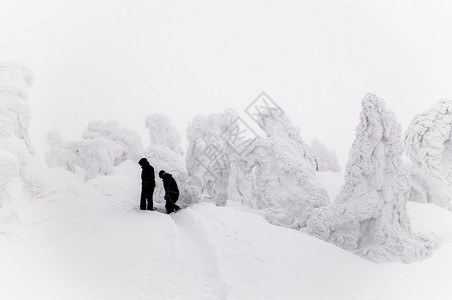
159, 170, 180, 213
138, 158, 155, 210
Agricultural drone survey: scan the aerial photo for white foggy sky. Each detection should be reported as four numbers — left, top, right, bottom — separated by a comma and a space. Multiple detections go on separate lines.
2, 0, 452, 166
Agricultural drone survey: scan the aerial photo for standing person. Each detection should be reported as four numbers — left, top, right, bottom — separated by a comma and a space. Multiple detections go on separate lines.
159, 170, 181, 213
138, 158, 155, 210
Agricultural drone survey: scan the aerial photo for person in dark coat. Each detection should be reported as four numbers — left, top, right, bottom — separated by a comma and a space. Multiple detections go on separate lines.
159, 170, 180, 213
138, 158, 155, 210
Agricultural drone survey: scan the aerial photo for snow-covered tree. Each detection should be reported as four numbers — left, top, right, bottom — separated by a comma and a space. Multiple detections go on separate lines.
310, 138, 341, 172
0, 62, 34, 155
186, 109, 242, 206
0, 62, 34, 230
87, 120, 144, 163
240, 107, 329, 229
145, 114, 184, 156
45, 121, 142, 181
45, 130, 76, 172
70, 131, 125, 180
305, 93, 436, 263
404, 100, 452, 209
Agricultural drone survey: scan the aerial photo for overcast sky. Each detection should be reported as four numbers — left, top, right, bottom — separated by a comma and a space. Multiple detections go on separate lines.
2, 0, 452, 166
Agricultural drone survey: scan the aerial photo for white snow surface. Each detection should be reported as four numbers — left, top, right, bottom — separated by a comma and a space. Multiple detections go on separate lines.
1, 160, 452, 300
404, 100, 452, 209
305, 93, 436, 263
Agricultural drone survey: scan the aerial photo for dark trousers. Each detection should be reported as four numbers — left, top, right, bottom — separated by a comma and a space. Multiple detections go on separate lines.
164, 192, 180, 213
140, 184, 155, 210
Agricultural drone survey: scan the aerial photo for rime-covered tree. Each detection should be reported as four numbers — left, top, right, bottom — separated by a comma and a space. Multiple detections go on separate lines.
404, 100, 452, 210
310, 138, 341, 172
240, 107, 329, 229
145, 114, 184, 156
0, 62, 34, 229
45, 121, 142, 181
186, 109, 242, 206
69, 131, 125, 180
305, 93, 436, 263
87, 120, 144, 163
45, 130, 76, 172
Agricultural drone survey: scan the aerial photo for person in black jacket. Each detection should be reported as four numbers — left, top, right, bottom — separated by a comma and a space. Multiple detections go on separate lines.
138, 158, 155, 210
159, 170, 180, 213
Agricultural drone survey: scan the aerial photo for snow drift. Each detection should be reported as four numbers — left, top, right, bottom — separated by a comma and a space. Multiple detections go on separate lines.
306, 93, 436, 263
404, 100, 452, 210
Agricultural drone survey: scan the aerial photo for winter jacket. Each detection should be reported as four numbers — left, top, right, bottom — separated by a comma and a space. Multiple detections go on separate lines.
161, 173, 179, 195
141, 164, 155, 187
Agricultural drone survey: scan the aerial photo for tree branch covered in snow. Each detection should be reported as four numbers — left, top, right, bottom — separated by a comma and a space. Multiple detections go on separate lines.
404, 100, 452, 209
305, 93, 436, 263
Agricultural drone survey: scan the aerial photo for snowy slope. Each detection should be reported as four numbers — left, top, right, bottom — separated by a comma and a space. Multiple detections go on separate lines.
1, 161, 452, 300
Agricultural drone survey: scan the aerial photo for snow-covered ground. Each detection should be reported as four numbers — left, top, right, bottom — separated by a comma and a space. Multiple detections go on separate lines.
1, 161, 452, 300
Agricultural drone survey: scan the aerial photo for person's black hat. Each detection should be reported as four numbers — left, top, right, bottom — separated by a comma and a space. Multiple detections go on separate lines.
159, 170, 165, 178
138, 158, 148, 166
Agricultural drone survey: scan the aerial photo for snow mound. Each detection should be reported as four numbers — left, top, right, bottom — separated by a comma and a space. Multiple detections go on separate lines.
306, 93, 437, 263
404, 100, 452, 209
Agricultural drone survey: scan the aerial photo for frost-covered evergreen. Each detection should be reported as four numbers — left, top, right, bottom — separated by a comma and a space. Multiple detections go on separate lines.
310, 138, 341, 172
87, 120, 144, 163
45, 130, 76, 172
145, 114, 184, 156
305, 93, 436, 263
0, 62, 34, 230
186, 109, 243, 206
241, 107, 329, 229
404, 100, 452, 210
45, 121, 143, 181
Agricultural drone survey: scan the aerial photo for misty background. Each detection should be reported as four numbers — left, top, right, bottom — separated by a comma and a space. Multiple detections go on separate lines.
2, 0, 452, 166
